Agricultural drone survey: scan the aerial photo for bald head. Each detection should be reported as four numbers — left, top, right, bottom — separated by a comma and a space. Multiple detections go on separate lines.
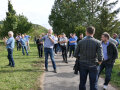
48, 29, 53, 35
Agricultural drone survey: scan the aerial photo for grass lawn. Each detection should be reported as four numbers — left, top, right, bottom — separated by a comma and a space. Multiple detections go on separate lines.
0, 41, 44, 90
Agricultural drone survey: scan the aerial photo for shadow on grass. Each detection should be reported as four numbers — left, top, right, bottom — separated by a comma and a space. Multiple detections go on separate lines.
0, 68, 44, 73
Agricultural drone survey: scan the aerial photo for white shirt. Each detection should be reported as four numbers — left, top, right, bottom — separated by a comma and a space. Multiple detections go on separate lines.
60, 37, 67, 46
54, 36, 58, 44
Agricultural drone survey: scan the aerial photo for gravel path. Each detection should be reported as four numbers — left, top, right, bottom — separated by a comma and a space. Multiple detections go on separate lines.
43, 54, 117, 90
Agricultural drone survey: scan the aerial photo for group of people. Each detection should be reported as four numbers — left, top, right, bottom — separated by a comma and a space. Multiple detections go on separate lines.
2, 26, 119, 90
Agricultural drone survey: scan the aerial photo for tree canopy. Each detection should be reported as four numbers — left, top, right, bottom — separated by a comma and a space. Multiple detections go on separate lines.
49, 0, 120, 38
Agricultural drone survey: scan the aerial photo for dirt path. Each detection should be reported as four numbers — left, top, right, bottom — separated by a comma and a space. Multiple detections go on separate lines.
43, 54, 116, 90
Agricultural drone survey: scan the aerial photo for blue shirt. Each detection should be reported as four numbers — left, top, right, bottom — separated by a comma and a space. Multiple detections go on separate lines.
20, 38, 26, 46
102, 41, 109, 60
6, 37, 15, 49
42, 35, 55, 48
24, 35, 31, 42
75, 36, 78, 40
69, 37, 77, 45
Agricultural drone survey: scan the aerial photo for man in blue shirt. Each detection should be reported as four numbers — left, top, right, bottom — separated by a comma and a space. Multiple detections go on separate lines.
99, 32, 118, 90
24, 33, 31, 50
69, 34, 77, 58
20, 34, 29, 56
3, 31, 15, 67
42, 29, 57, 73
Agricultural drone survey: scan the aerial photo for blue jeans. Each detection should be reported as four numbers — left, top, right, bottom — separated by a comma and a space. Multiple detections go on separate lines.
99, 61, 113, 85
7, 48, 15, 66
22, 46, 28, 55
79, 64, 99, 90
44, 48, 56, 70
69, 45, 75, 57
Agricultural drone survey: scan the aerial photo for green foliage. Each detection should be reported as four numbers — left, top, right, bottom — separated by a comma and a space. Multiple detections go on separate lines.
49, 0, 120, 38
15, 14, 33, 34
75, 25, 86, 37
29, 24, 48, 38
2, 0, 17, 37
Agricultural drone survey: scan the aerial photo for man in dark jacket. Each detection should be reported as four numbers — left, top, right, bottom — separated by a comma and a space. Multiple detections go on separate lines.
99, 32, 118, 90
75, 26, 103, 90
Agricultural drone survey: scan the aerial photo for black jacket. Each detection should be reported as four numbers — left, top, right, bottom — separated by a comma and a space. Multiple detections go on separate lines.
105, 42, 118, 64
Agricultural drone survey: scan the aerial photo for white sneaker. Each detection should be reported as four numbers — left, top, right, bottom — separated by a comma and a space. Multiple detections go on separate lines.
103, 85, 108, 90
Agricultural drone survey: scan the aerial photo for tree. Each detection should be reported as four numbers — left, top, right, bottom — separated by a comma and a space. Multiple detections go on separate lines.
2, 0, 17, 37
16, 14, 33, 34
49, 0, 120, 38
94, 0, 120, 39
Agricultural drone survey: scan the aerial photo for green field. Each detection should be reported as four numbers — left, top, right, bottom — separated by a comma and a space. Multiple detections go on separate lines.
0, 42, 44, 90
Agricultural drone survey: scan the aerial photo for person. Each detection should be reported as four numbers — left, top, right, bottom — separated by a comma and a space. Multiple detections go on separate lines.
54, 34, 58, 54
99, 32, 118, 90
24, 33, 31, 50
3, 31, 15, 67
20, 34, 29, 56
57, 35, 62, 53
42, 29, 57, 73
77, 33, 83, 43
15, 33, 21, 51
36, 35, 43, 58
69, 34, 77, 58
59, 33, 68, 63
74, 26, 103, 90
109, 37, 118, 46
34, 36, 37, 44
113, 33, 119, 46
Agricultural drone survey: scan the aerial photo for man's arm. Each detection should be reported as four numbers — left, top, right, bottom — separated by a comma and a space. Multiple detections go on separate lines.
48, 36, 54, 44
74, 43, 80, 58
97, 42, 103, 65
113, 44, 118, 60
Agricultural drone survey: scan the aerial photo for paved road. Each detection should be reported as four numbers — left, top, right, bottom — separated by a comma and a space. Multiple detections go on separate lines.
43, 54, 116, 90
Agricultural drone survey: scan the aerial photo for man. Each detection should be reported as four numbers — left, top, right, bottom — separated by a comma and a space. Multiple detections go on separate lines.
36, 35, 43, 58
99, 32, 118, 90
20, 34, 29, 56
42, 29, 57, 73
59, 33, 68, 63
69, 34, 77, 58
74, 26, 103, 90
15, 33, 21, 51
77, 33, 83, 43
113, 33, 119, 46
24, 33, 31, 50
3, 31, 15, 67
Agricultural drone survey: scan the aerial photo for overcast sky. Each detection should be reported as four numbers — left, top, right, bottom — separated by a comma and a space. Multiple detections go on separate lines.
0, 0, 120, 29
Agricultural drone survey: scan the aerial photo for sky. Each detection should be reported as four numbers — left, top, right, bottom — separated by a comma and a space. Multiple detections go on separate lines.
0, 0, 120, 29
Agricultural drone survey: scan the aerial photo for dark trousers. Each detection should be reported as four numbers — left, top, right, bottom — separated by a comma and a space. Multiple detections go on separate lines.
61, 45, 67, 62
44, 48, 56, 70
99, 61, 114, 85
7, 48, 15, 66
22, 46, 28, 55
54, 44, 58, 54
17, 41, 21, 51
69, 45, 75, 57
37, 45, 43, 57
79, 64, 99, 90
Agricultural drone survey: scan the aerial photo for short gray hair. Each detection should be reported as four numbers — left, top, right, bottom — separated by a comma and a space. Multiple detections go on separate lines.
8, 31, 14, 36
